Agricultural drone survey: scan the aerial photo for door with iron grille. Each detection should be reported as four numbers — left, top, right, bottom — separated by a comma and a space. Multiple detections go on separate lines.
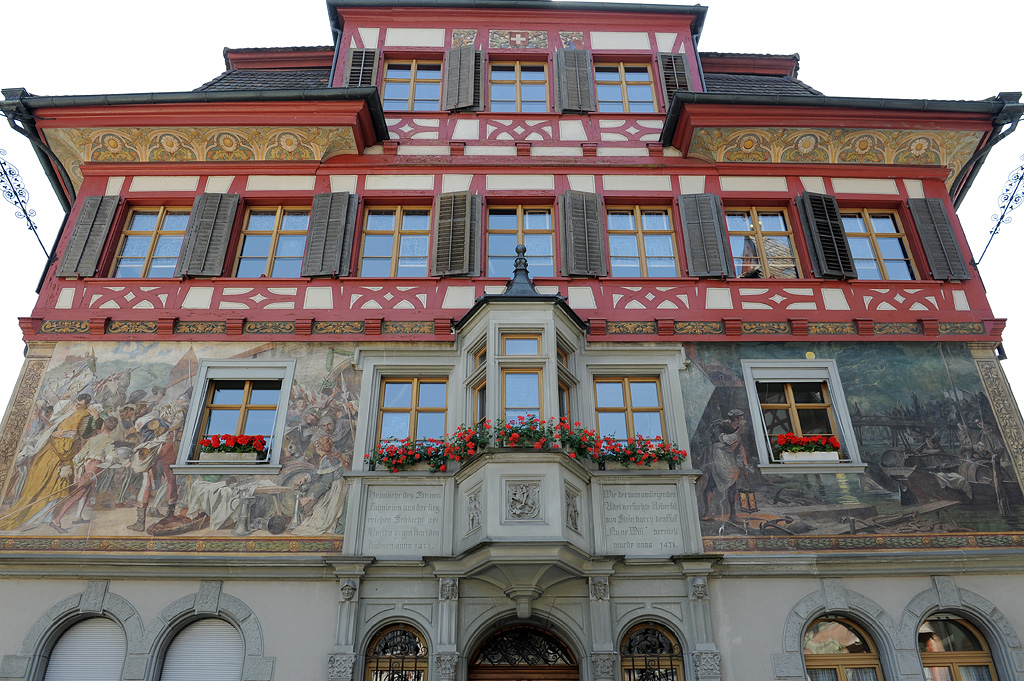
468, 626, 580, 681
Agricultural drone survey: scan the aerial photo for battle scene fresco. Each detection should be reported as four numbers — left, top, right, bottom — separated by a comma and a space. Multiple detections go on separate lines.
0, 341, 359, 543
682, 341, 1023, 539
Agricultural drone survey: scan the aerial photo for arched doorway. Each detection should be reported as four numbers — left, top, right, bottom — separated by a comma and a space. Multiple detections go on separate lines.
468, 625, 579, 681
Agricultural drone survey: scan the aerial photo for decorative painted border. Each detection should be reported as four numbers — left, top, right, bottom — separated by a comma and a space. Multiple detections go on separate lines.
175, 320, 227, 334
243, 321, 294, 334
108, 320, 157, 334
0, 359, 47, 497
703, 532, 1024, 553
312, 321, 365, 334
0, 536, 343, 553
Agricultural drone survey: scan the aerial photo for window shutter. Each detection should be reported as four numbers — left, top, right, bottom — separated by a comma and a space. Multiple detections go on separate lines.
658, 53, 690, 107
174, 193, 240, 277
443, 46, 481, 111
559, 190, 606, 277
554, 49, 596, 113
302, 192, 359, 277
797, 192, 857, 278
678, 193, 734, 278
908, 198, 971, 280
55, 195, 119, 278
161, 618, 244, 681
43, 618, 126, 681
433, 191, 480, 276
343, 48, 380, 87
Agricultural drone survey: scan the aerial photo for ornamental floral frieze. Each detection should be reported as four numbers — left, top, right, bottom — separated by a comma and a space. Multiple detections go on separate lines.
45, 125, 358, 190
687, 127, 983, 187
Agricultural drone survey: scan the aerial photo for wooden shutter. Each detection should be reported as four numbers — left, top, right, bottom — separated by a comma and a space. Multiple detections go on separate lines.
343, 48, 380, 87
443, 46, 481, 111
161, 618, 244, 681
908, 198, 972, 280
678, 193, 734, 278
559, 190, 606, 276
658, 53, 690, 107
174, 193, 240, 277
433, 191, 480, 276
554, 49, 596, 113
302, 192, 359, 277
55, 195, 119, 278
797, 192, 857, 278
44, 617, 126, 681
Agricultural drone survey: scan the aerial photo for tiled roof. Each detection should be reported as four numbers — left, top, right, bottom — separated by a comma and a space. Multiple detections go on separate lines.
195, 68, 330, 92
704, 73, 822, 97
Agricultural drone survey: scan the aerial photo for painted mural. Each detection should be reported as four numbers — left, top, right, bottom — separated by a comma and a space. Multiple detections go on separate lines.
0, 341, 360, 541
682, 342, 1022, 538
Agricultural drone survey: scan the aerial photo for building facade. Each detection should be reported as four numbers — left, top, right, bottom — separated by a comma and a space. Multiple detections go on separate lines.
1, 1, 1023, 679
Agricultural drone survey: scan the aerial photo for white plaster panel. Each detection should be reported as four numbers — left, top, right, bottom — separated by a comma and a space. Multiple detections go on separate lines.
452, 119, 480, 140
105, 177, 125, 196
655, 33, 679, 53
483, 285, 506, 295
129, 176, 199, 193
568, 176, 596, 193
397, 145, 450, 156
597, 148, 648, 157
590, 31, 650, 50
558, 120, 588, 141
464, 146, 517, 156
678, 175, 705, 194
486, 175, 555, 191
303, 287, 334, 309
357, 27, 380, 48
181, 287, 214, 309
719, 176, 788, 192
442, 175, 474, 193
704, 287, 734, 309
246, 175, 316, 191
567, 287, 597, 309
56, 288, 76, 309
442, 286, 476, 309
532, 147, 584, 157
364, 174, 435, 190
953, 290, 970, 311
830, 178, 900, 195
903, 179, 925, 198
821, 289, 850, 310
663, 147, 683, 157
602, 175, 671, 192
384, 28, 446, 47
330, 175, 358, 194
204, 176, 234, 193
364, 145, 384, 155
535, 286, 560, 295
799, 176, 827, 194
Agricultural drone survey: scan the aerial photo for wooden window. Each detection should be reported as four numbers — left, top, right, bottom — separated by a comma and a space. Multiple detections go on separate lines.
383, 60, 443, 111
595, 63, 656, 113
840, 209, 917, 280
725, 207, 800, 279
503, 369, 542, 421
606, 206, 677, 277
365, 625, 429, 681
919, 615, 998, 681
55, 195, 120, 278
757, 381, 841, 463
487, 206, 554, 277
192, 378, 283, 464
112, 207, 190, 278
595, 378, 664, 441
378, 379, 447, 444
490, 61, 548, 112
559, 190, 606, 277
503, 334, 541, 355
175, 193, 241, 278
803, 618, 883, 681
360, 207, 431, 277
234, 207, 310, 278
620, 623, 684, 681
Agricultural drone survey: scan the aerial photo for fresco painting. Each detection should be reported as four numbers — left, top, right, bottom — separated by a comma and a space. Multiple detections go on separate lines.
0, 341, 359, 539
683, 341, 1022, 538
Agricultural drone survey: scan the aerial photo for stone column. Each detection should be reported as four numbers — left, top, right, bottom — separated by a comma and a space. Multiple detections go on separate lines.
328, 570, 365, 681
436, 577, 461, 681
687, 574, 722, 681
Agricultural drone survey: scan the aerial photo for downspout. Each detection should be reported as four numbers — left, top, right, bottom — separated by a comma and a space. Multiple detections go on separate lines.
1, 89, 75, 212
329, 25, 343, 85
951, 92, 1022, 209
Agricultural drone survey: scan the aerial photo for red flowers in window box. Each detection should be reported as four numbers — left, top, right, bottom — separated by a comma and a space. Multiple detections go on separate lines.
772, 432, 841, 455
199, 434, 268, 454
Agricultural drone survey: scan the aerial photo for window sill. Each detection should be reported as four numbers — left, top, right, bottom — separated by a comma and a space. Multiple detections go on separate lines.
758, 463, 866, 476
170, 464, 283, 476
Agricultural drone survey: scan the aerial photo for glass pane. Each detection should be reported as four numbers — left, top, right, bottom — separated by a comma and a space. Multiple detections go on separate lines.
806, 670, 839, 681
731, 234, 759, 257
402, 211, 431, 230
527, 257, 554, 277
491, 83, 515, 100
243, 409, 277, 437
726, 212, 753, 231
523, 232, 553, 256
885, 260, 914, 280
595, 66, 620, 79
383, 382, 413, 408
282, 211, 310, 230
417, 63, 441, 76
240, 234, 272, 257
521, 100, 547, 113
609, 234, 640, 256
624, 66, 649, 82
367, 211, 397, 231
641, 211, 670, 230
853, 259, 882, 280
235, 258, 268, 278
607, 212, 636, 231
524, 211, 551, 230
492, 100, 517, 112
380, 412, 411, 441
205, 409, 240, 435
385, 64, 412, 78
363, 234, 395, 258
763, 235, 796, 259
275, 234, 307, 257
959, 666, 994, 681
114, 259, 144, 278
271, 258, 303, 278
629, 382, 660, 408
763, 408, 793, 436
610, 257, 641, 278
847, 237, 875, 259
870, 214, 898, 233
797, 409, 832, 434
249, 380, 282, 405
211, 381, 245, 404
757, 382, 787, 404
153, 235, 184, 257
520, 84, 546, 101
842, 215, 867, 233
505, 373, 540, 409
923, 668, 954, 681
488, 254, 516, 278
846, 669, 879, 681
521, 66, 546, 80
632, 412, 662, 438
491, 64, 515, 77
489, 210, 518, 230
147, 259, 177, 278
505, 337, 539, 355
759, 212, 787, 231
628, 99, 656, 113
247, 212, 277, 231
919, 618, 984, 652
120, 235, 150, 258
791, 383, 825, 404
598, 412, 628, 439
418, 382, 447, 407
804, 620, 871, 654
596, 382, 625, 408
163, 212, 190, 230
627, 84, 653, 100
644, 234, 675, 257
877, 238, 909, 259
416, 412, 446, 441
360, 258, 392, 278
127, 212, 158, 231
646, 257, 676, 277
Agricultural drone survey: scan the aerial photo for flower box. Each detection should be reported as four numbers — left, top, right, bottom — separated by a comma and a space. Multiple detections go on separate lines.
779, 450, 841, 463
197, 450, 264, 463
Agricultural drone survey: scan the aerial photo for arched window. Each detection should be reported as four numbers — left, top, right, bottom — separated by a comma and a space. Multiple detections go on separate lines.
802, 618, 882, 681
43, 617, 126, 681
472, 625, 576, 666
365, 624, 429, 681
918, 615, 998, 681
161, 618, 244, 681
620, 623, 684, 681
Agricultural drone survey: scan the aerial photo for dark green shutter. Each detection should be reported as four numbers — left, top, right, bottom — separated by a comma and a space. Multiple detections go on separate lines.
443, 46, 481, 111
678, 193, 734, 278
554, 49, 595, 113
908, 198, 971, 280
658, 53, 690, 108
433, 191, 480, 276
797, 192, 857, 279
302, 192, 359, 277
559, 190, 606, 276
343, 49, 379, 87
174, 193, 240, 277
55, 195, 120, 278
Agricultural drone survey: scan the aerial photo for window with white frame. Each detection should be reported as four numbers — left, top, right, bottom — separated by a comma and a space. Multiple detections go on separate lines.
175, 359, 295, 473
741, 359, 863, 471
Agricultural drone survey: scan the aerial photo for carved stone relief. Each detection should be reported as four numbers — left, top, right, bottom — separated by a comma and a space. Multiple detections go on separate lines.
467, 489, 482, 533
440, 577, 459, 601
693, 651, 722, 679
328, 653, 357, 681
565, 486, 580, 532
435, 653, 459, 681
590, 652, 617, 679
589, 576, 610, 601
505, 481, 541, 520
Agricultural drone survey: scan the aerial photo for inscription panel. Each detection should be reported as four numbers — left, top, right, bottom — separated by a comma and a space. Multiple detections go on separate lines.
600, 485, 682, 556
363, 486, 444, 555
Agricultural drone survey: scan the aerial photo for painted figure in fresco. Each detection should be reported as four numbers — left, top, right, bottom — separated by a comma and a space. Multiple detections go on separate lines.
701, 409, 750, 524
0, 393, 100, 531
293, 436, 351, 535
49, 416, 119, 533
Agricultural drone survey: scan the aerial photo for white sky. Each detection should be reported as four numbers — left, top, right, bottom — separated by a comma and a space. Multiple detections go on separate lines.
1, 0, 1022, 421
